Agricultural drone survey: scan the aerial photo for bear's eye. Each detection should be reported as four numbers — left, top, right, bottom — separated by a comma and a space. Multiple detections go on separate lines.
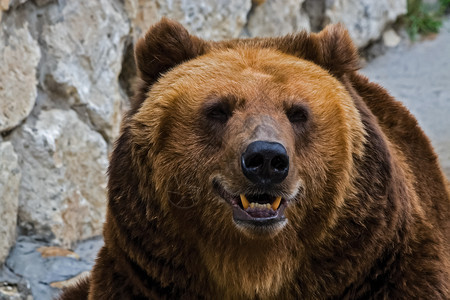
204, 101, 232, 123
286, 105, 309, 124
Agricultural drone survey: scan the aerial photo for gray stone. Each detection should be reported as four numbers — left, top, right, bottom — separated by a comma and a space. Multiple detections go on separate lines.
0, 286, 20, 300
11, 109, 108, 246
0, 284, 31, 300
303, 0, 326, 32
41, 0, 129, 140
4, 236, 101, 300
0, 142, 21, 264
73, 236, 104, 265
0, 250, 32, 300
0, 277, 31, 300
383, 29, 401, 47
325, 0, 407, 47
124, 0, 252, 41
362, 17, 450, 178
0, 24, 40, 132
246, 0, 310, 37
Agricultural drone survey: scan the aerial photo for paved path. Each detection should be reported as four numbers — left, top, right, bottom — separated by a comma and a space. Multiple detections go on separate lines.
362, 17, 450, 178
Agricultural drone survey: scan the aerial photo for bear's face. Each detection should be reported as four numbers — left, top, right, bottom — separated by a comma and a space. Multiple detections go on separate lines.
114, 19, 368, 297
132, 46, 364, 239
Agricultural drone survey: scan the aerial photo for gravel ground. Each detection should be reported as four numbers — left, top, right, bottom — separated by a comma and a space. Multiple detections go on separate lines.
1, 18, 449, 300
362, 17, 450, 178
0, 236, 103, 299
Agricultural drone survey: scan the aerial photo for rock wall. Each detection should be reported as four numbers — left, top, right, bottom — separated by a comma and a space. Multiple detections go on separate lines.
0, 0, 407, 263
0, 142, 20, 264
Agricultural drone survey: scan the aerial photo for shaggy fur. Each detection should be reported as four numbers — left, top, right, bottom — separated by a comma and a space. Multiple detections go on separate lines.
59, 19, 449, 299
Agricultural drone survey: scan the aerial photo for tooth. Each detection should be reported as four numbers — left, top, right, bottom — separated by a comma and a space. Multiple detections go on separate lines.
266, 204, 271, 209
272, 196, 282, 210
240, 194, 249, 209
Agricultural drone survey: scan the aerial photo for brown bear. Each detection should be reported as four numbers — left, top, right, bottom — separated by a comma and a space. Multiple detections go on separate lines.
59, 18, 450, 299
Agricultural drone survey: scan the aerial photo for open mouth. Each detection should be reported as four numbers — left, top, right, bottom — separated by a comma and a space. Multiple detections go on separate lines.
213, 180, 287, 226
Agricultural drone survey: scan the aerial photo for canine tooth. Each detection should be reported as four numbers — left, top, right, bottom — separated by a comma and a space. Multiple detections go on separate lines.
240, 194, 249, 209
272, 196, 282, 210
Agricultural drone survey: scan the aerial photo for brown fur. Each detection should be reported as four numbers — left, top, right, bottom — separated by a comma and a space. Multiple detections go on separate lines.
58, 18, 450, 299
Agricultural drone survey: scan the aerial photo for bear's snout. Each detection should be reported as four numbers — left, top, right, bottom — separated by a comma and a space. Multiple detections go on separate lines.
241, 141, 289, 185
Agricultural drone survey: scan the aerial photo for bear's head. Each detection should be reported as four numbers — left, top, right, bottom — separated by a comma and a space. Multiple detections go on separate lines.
109, 18, 367, 297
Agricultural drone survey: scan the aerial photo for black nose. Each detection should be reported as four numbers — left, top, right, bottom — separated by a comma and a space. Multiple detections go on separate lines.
241, 141, 289, 185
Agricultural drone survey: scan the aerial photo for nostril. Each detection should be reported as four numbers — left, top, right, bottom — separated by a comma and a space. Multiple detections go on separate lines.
245, 154, 264, 169
271, 155, 288, 171
241, 141, 289, 185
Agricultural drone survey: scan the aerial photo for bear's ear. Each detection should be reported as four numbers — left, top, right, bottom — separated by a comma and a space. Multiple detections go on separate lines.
131, 18, 207, 113
308, 23, 360, 77
135, 18, 207, 85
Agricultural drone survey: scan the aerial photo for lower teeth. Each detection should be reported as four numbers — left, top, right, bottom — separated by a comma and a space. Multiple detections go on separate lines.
249, 202, 272, 210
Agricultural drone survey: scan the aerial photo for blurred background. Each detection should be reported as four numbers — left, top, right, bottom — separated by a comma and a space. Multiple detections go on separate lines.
0, 0, 449, 298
